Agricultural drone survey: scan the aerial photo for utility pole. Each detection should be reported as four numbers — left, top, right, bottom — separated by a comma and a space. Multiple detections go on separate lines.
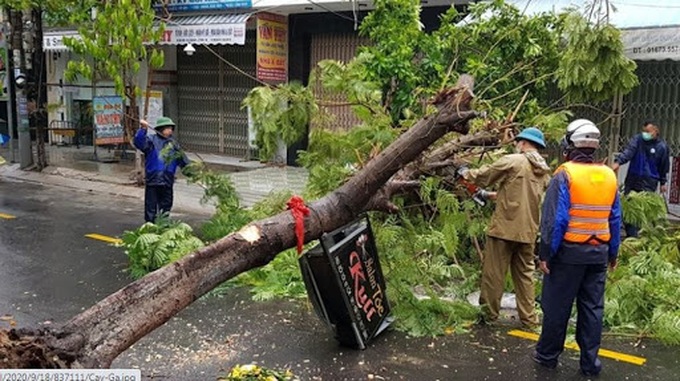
2, 10, 15, 163
10, 9, 32, 169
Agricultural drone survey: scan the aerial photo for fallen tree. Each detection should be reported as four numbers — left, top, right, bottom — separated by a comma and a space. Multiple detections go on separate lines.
0, 76, 478, 369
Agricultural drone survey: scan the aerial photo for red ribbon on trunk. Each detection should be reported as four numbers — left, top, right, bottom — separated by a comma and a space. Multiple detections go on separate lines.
287, 196, 310, 254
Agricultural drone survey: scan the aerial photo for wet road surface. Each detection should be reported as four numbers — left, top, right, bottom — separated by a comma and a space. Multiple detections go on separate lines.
1, 179, 678, 380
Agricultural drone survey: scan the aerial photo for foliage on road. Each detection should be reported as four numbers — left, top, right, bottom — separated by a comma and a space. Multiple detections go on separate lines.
620, 190, 668, 226
236, 0, 640, 336
220, 364, 298, 381
120, 215, 203, 279
117, 0, 680, 343
604, 193, 680, 345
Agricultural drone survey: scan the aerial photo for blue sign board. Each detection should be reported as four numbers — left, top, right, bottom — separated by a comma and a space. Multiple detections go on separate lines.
155, 0, 252, 12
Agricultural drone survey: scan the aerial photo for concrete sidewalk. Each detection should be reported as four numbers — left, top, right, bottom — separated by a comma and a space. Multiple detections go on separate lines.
0, 145, 308, 216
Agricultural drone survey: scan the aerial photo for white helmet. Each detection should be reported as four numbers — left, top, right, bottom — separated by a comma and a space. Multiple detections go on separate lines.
565, 119, 600, 149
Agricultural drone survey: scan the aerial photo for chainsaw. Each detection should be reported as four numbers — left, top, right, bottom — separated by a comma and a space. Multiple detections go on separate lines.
458, 177, 491, 206
445, 165, 492, 206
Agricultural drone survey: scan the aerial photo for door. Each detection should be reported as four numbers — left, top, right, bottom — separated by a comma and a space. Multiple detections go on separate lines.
177, 34, 258, 157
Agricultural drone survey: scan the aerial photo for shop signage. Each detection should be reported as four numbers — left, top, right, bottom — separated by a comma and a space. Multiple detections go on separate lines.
42, 32, 81, 51
662, 156, 680, 217
44, 23, 247, 51
154, 0, 252, 12
93, 96, 125, 145
17, 95, 29, 133
159, 24, 246, 45
622, 28, 680, 61
256, 13, 288, 83
298, 217, 392, 349
138, 90, 164, 128
0, 27, 9, 101
321, 219, 390, 346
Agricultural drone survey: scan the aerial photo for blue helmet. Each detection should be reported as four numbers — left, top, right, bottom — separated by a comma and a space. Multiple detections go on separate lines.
515, 127, 546, 149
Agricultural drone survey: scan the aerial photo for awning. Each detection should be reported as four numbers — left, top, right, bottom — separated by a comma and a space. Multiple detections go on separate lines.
621, 26, 680, 61
43, 13, 251, 51
158, 13, 251, 46
43, 31, 81, 52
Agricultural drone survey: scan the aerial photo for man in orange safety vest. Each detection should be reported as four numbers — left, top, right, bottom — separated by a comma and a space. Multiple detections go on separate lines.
533, 119, 622, 377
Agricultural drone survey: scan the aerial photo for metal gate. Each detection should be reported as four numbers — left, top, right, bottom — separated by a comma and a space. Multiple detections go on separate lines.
620, 60, 680, 155
177, 35, 258, 157
310, 33, 368, 131
547, 60, 680, 161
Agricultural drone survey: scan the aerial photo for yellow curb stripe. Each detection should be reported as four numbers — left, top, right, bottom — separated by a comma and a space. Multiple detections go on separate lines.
508, 329, 647, 366
85, 233, 122, 245
0, 212, 16, 219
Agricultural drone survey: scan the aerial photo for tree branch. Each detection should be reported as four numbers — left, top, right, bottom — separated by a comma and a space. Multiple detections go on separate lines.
1, 75, 480, 369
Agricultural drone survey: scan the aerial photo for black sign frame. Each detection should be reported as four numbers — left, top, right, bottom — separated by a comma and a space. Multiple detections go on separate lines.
299, 216, 392, 349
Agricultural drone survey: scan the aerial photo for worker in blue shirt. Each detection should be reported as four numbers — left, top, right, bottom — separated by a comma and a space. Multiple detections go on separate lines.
612, 121, 669, 237
133, 117, 190, 223
533, 119, 622, 377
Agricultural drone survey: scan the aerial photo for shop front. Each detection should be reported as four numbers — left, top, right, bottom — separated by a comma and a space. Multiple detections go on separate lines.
42, 7, 263, 157
170, 14, 257, 157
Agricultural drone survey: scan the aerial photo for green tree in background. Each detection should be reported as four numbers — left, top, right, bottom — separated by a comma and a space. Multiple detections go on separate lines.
62, 0, 165, 182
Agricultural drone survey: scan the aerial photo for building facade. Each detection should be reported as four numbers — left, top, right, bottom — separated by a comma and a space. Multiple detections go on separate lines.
41, 0, 469, 162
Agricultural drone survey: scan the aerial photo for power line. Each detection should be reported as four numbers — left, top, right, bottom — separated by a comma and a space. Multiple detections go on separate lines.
304, 0, 357, 22
154, 14, 269, 86
610, 0, 680, 9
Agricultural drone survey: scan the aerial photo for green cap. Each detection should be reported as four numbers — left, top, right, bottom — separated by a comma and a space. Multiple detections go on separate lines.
154, 117, 176, 130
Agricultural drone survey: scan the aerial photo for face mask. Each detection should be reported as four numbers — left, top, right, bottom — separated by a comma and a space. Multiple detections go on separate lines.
515, 142, 523, 154
642, 132, 654, 141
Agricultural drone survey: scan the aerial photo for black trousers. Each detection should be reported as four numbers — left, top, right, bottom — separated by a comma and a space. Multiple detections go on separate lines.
144, 185, 174, 223
536, 261, 608, 374
623, 183, 657, 238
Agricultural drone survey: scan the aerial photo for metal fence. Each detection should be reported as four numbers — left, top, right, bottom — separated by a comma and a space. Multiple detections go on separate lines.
621, 60, 680, 155
542, 60, 680, 163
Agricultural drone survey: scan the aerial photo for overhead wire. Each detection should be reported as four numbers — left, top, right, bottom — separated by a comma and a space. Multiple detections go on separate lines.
155, 1, 295, 87
303, 0, 357, 22
609, 0, 680, 9
155, 0, 365, 85
153, 14, 270, 86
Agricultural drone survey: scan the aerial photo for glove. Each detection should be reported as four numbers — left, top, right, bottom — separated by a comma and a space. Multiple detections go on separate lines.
456, 165, 469, 179
476, 189, 491, 200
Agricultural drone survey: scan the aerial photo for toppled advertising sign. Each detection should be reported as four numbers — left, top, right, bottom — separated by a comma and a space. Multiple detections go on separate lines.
299, 217, 392, 349
327, 227, 388, 342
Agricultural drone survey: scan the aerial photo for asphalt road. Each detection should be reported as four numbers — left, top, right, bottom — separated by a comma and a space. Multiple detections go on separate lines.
1, 179, 678, 380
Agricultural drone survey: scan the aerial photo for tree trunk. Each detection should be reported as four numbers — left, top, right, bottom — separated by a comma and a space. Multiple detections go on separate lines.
0, 76, 477, 369
32, 7, 48, 170
125, 86, 144, 185
9, 9, 34, 169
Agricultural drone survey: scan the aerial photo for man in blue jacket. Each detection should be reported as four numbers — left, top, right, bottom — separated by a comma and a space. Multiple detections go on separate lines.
133, 117, 190, 223
534, 119, 621, 377
612, 121, 670, 237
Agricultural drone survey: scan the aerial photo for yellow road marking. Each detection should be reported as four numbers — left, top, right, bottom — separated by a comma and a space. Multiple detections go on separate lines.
0, 212, 16, 219
85, 233, 122, 245
508, 329, 647, 366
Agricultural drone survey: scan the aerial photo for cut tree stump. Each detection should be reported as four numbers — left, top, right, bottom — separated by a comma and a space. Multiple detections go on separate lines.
0, 75, 479, 369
